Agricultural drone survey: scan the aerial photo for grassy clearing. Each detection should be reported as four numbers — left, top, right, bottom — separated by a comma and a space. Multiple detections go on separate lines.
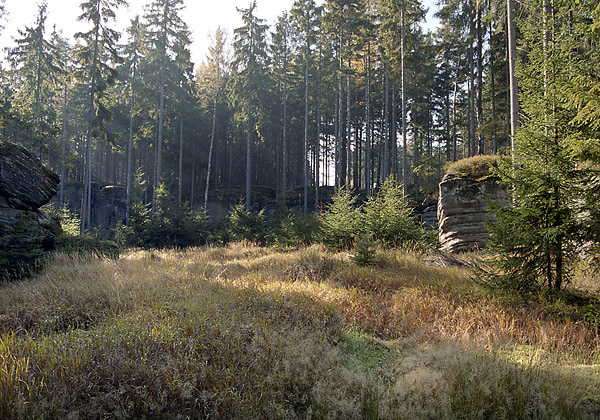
0, 243, 599, 419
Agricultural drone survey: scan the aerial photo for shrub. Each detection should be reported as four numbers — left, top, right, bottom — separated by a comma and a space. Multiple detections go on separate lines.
351, 233, 378, 266
363, 176, 424, 248
273, 210, 319, 248
319, 187, 363, 250
116, 177, 209, 248
227, 202, 268, 244
0, 214, 46, 280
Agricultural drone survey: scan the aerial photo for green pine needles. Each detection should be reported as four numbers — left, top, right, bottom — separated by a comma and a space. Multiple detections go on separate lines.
320, 177, 426, 251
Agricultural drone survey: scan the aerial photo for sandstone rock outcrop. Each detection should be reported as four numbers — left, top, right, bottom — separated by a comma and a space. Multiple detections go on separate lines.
0, 141, 61, 237
437, 156, 506, 253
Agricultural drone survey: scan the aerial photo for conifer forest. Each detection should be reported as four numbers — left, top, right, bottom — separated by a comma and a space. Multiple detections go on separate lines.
2, 1, 600, 418
1, 0, 524, 219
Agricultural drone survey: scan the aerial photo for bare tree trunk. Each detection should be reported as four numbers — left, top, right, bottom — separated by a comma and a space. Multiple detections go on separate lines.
81, 8, 100, 233
476, 1, 484, 155
384, 62, 390, 179
282, 35, 288, 203
205, 98, 217, 210
246, 102, 252, 212
401, 0, 408, 197
304, 36, 309, 215
452, 56, 461, 162
178, 117, 183, 204
507, 0, 519, 155
59, 83, 68, 207
365, 41, 372, 196
126, 81, 134, 226
153, 71, 165, 212
315, 43, 321, 211
392, 80, 398, 176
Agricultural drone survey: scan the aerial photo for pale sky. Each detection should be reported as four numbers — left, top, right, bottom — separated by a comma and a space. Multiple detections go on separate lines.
0, 0, 439, 67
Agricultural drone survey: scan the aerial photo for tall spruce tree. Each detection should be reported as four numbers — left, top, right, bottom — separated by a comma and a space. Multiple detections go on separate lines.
143, 0, 190, 210
75, 0, 127, 232
7, 1, 63, 157
232, 1, 269, 211
487, 1, 581, 291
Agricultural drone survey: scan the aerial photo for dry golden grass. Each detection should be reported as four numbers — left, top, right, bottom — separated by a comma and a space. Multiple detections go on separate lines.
0, 243, 599, 419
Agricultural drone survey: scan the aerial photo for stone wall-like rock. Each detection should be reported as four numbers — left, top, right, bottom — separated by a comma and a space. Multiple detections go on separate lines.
0, 141, 60, 211
0, 141, 61, 237
437, 174, 506, 253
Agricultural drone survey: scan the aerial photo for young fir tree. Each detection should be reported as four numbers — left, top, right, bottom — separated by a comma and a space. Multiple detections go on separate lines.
320, 187, 363, 249
486, 1, 581, 292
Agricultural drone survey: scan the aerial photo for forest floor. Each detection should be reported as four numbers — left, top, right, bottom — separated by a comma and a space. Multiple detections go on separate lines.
0, 243, 599, 419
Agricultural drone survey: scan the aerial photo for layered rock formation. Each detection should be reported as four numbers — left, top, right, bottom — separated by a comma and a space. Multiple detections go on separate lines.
437, 160, 506, 253
0, 141, 61, 239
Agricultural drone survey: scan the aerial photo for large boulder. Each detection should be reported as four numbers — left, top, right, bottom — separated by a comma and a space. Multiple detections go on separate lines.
437, 156, 506, 253
0, 141, 61, 237
0, 141, 60, 211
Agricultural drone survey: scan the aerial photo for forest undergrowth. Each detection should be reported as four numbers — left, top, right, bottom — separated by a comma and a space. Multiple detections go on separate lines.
0, 242, 599, 419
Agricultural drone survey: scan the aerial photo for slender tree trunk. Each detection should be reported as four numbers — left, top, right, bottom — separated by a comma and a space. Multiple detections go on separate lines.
392, 81, 398, 177
476, 1, 484, 155
282, 35, 288, 203
153, 70, 165, 212
190, 164, 195, 210
81, 12, 100, 233
452, 56, 460, 162
246, 104, 252, 211
468, 13, 476, 156
303, 35, 309, 215
507, 0, 519, 155
59, 83, 68, 206
205, 97, 217, 210
315, 43, 321, 212
346, 71, 351, 186
335, 88, 340, 188
401, 0, 407, 196
365, 41, 371, 196
178, 117, 183, 204
490, 24, 497, 154
126, 81, 134, 226
338, 13, 345, 188
384, 62, 390, 179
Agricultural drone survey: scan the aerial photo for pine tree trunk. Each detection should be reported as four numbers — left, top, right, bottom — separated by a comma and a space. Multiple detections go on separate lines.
246, 102, 252, 212
384, 62, 390, 179
476, 2, 484, 155
178, 117, 183, 205
81, 10, 100, 234
205, 98, 217, 210
346, 67, 351, 186
126, 82, 134, 226
59, 83, 68, 207
507, 0, 519, 154
365, 41, 372, 196
304, 37, 309, 215
315, 44, 321, 212
401, 0, 408, 197
282, 36, 288, 203
153, 71, 165, 212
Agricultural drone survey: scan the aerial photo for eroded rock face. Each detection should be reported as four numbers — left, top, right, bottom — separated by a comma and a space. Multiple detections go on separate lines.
437, 174, 506, 253
0, 141, 61, 237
